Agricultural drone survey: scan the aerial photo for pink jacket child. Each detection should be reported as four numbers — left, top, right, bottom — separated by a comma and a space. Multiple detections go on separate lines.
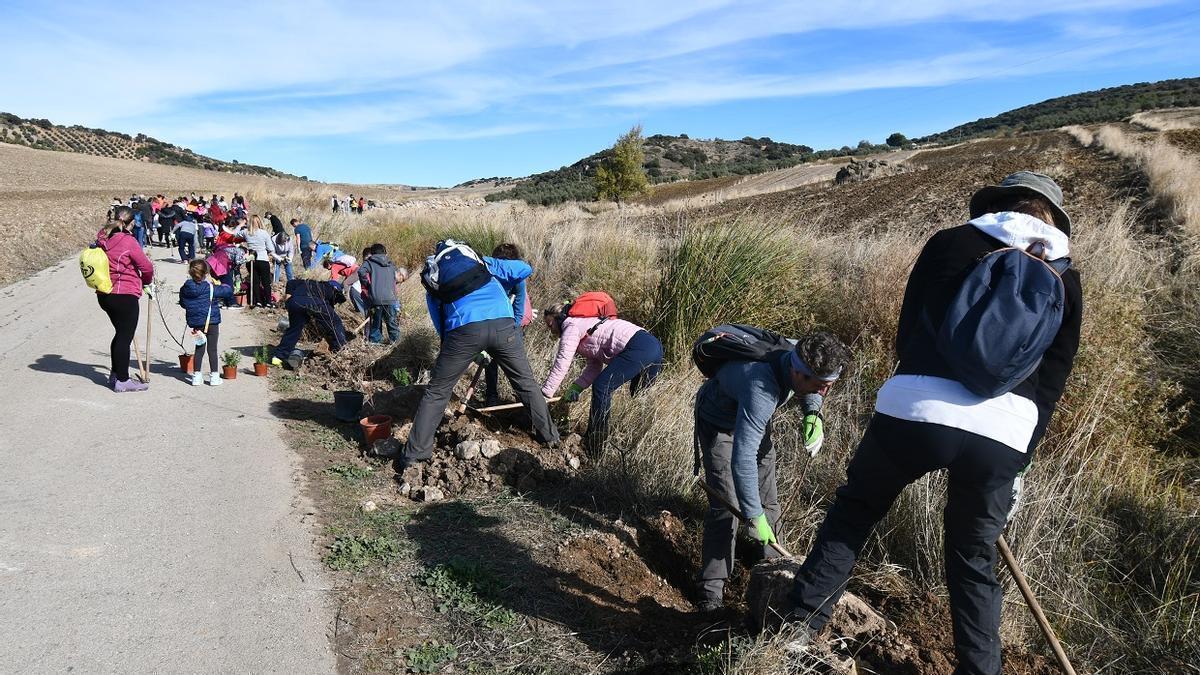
96, 226, 154, 296
541, 313, 664, 454
542, 317, 646, 397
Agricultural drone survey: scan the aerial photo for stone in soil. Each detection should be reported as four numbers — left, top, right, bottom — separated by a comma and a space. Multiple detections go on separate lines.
480, 439, 502, 458
420, 486, 445, 502
455, 440, 480, 460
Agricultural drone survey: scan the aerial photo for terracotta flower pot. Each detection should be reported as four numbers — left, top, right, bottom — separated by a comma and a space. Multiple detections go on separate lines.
178, 353, 194, 373
254, 362, 269, 376
360, 415, 393, 447
222, 365, 238, 380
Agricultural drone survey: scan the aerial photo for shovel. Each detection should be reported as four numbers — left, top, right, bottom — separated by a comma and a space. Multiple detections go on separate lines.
694, 476, 793, 558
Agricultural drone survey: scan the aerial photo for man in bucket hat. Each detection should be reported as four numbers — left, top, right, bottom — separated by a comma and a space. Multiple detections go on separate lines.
785, 171, 1083, 675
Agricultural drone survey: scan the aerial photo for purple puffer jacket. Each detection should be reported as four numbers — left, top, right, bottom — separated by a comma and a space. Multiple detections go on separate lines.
95, 227, 154, 297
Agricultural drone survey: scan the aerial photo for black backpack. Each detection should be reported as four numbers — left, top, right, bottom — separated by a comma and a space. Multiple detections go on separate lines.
692, 324, 793, 378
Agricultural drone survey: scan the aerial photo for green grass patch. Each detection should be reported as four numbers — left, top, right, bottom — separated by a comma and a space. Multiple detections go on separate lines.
323, 533, 403, 571
403, 640, 459, 673
326, 463, 374, 482
415, 558, 519, 629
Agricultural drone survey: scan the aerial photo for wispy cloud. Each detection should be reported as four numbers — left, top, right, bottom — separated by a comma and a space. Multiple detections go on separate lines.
0, 0, 1195, 160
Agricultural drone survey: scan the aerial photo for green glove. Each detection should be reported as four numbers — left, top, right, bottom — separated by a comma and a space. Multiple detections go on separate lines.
748, 513, 777, 545
802, 412, 824, 457
564, 383, 584, 403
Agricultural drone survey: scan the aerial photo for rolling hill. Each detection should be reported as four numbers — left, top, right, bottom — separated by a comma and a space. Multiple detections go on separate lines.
485, 76, 1200, 206
0, 112, 301, 180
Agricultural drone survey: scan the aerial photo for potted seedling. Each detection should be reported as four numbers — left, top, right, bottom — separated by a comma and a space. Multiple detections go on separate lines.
221, 350, 241, 380
253, 345, 271, 376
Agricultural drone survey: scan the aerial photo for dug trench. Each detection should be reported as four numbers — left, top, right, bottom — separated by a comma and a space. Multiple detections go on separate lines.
253, 311, 1058, 674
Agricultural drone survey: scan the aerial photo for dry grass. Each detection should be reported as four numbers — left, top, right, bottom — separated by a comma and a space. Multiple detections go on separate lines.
55, 122, 1171, 672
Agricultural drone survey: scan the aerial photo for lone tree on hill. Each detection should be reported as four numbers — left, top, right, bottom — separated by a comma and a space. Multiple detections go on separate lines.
886, 132, 909, 148
595, 125, 649, 203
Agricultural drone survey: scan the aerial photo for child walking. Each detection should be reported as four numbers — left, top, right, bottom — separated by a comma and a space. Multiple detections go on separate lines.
179, 260, 234, 385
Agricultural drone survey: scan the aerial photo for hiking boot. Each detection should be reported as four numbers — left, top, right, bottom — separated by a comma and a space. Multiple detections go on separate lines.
696, 598, 724, 613
286, 352, 304, 370
191, 372, 203, 386
209, 372, 221, 386
393, 453, 430, 474
113, 378, 149, 393
782, 625, 817, 654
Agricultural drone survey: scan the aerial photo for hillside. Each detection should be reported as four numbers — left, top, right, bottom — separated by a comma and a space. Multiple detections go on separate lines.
486, 134, 892, 206
917, 77, 1200, 143
487, 77, 1200, 207
0, 112, 301, 180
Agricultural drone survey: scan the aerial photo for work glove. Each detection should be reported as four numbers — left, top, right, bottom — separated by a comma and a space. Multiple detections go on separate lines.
802, 412, 824, 457
144, 285, 155, 300
473, 351, 492, 367
563, 383, 584, 403
748, 513, 777, 545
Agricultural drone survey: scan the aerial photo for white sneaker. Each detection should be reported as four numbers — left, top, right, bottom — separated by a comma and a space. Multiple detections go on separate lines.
209, 372, 222, 386
191, 372, 203, 386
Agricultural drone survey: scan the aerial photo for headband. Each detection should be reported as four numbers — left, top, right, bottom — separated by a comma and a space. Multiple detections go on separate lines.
790, 351, 841, 382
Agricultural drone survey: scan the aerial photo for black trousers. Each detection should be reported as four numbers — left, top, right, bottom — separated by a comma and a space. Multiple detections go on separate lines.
192, 323, 220, 372
250, 260, 272, 307
97, 293, 139, 381
403, 318, 558, 463
789, 414, 1027, 675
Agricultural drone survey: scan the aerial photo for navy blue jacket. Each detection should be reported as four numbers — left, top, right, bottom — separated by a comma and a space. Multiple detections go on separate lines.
179, 279, 234, 328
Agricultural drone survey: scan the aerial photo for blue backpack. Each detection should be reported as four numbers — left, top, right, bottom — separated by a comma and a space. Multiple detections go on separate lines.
421, 240, 492, 303
935, 247, 1070, 398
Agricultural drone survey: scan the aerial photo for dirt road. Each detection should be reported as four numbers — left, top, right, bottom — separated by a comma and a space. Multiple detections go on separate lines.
0, 251, 335, 672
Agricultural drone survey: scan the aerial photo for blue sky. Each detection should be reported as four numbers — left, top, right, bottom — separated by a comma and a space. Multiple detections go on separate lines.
2, 1, 1198, 186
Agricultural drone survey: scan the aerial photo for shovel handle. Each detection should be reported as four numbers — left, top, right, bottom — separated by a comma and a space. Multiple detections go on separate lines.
472, 397, 561, 413
457, 362, 486, 414
998, 535, 1076, 675
694, 477, 793, 558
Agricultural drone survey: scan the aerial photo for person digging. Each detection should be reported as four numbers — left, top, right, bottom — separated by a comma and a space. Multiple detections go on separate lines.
694, 330, 852, 613
395, 239, 558, 473
271, 278, 350, 369
785, 172, 1082, 675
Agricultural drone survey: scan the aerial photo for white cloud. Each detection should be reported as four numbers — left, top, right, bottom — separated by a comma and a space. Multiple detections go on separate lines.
0, 0, 1190, 144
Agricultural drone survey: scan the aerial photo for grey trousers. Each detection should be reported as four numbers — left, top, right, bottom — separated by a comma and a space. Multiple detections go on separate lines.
696, 414, 782, 601
402, 318, 559, 463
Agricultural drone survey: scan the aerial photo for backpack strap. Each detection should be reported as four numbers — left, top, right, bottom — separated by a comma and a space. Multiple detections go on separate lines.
203, 283, 214, 333
585, 317, 608, 337
1047, 257, 1071, 275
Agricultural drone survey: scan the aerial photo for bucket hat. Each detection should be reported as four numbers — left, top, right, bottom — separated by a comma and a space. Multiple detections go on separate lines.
969, 171, 1071, 235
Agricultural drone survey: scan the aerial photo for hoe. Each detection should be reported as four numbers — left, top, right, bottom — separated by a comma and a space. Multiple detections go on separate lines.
694, 477, 1076, 675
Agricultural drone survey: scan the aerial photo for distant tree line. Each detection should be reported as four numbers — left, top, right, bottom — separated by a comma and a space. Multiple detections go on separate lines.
917, 77, 1200, 143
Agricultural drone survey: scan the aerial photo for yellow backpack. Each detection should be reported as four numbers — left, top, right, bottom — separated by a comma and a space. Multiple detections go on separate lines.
80, 245, 113, 293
